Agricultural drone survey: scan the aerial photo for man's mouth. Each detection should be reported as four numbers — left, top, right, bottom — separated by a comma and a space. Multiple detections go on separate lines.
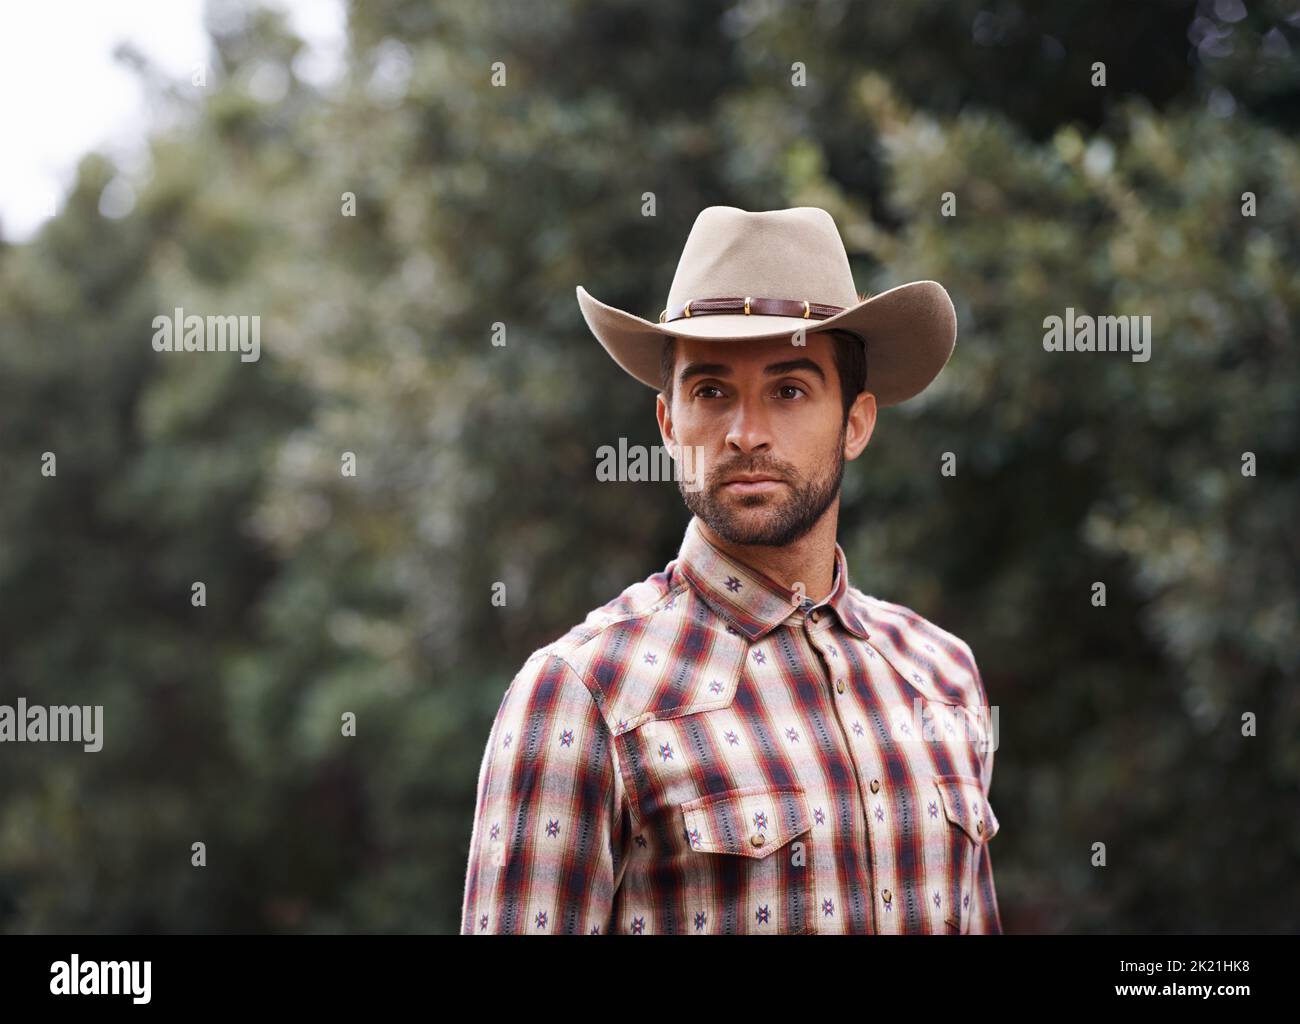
720, 474, 785, 495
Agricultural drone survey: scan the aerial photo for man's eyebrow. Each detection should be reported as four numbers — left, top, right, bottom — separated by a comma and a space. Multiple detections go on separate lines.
677, 362, 731, 386
763, 358, 826, 384
678, 357, 827, 387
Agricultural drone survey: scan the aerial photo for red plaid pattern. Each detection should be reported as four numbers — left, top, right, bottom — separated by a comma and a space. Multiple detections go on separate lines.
461, 516, 1003, 934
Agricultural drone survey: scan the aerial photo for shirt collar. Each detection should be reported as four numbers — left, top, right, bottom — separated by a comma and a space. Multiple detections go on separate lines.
672, 516, 872, 643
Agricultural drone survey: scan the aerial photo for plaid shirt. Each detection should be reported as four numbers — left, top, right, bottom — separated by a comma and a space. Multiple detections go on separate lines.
461, 516, 1003, 934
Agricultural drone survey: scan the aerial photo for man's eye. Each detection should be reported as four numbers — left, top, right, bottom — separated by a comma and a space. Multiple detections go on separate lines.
693, 385, 724, 398
777, 384, 806, 399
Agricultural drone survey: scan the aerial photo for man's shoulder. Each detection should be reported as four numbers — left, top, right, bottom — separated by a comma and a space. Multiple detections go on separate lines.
518, 566, 678, 672
848, 588, 977, 659
843, 586, 987, 703
506, 564, 739, 733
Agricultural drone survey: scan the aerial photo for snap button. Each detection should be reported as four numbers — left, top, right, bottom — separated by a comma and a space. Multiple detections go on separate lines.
750, 832, 766, 848
870, 778, 880, 794
835, 678, 845, 694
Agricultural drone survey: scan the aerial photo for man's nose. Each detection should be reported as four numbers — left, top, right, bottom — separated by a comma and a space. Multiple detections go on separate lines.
725, 396, 774, 453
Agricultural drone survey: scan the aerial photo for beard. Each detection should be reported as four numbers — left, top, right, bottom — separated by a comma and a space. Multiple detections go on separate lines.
678, 429, 846, 547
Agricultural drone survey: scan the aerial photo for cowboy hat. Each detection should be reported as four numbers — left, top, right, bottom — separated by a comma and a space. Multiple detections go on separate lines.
575, 205, 957, 407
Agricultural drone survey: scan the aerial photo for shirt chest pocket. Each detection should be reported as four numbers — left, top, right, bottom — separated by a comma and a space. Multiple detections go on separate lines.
932, 774, 999, 933
678, 784, 818, 934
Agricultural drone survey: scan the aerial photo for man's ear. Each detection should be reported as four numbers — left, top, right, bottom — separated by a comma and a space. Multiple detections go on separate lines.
656, 391, 676, 450
843, 390, 877, 462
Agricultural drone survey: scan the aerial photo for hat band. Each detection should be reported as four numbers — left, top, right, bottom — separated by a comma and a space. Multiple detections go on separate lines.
659, 296, 845, 324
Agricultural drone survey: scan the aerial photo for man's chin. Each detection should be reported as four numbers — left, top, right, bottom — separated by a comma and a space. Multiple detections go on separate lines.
702, 506, 797, 546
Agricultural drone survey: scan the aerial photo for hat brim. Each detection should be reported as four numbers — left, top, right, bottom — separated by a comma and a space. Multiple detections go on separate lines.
575, 280, 957, 407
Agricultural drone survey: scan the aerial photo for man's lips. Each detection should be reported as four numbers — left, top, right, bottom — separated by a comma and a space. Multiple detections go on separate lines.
720, 475, 786, 494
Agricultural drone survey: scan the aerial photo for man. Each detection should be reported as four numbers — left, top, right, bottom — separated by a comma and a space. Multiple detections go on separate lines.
461, 206, 1002, 934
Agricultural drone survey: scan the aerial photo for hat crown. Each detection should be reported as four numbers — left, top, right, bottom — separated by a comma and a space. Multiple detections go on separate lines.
665, 206, 859, 311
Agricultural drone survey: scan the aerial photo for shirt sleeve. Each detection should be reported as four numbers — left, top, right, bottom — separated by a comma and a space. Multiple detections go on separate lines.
460, 652, 628, 934
966, 652, 1004, 935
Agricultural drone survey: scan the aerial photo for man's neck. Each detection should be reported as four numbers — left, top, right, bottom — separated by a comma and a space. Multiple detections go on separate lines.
697, 504, 840, 605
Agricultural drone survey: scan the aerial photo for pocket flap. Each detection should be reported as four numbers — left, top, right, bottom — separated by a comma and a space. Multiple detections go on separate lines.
933, 774, 999, 843
679, 785, 810, 860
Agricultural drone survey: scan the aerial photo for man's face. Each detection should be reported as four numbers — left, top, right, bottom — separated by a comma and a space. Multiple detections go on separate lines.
656, 332, 876, 547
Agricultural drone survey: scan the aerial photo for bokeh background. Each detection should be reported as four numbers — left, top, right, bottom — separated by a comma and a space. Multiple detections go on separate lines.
1, 0, 1297, 934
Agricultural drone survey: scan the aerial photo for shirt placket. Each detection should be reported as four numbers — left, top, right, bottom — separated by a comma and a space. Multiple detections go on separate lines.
800, 604, 888, 935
